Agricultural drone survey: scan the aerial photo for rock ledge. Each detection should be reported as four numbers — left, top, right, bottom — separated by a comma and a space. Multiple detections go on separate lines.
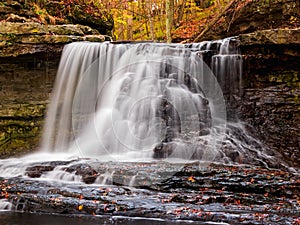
0, 22, 107, 57
239, 28, 300, 46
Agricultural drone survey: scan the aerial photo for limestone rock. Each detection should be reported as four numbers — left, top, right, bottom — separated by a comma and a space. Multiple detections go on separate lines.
236, 33, 300, 167
0, 22, 106, 57
0, 22, 48, 35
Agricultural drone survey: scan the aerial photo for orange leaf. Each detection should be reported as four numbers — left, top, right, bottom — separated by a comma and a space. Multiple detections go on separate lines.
188, 176, 196, 183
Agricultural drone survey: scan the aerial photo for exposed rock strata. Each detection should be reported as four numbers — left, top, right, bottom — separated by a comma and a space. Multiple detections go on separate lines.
0, 22, 106, 57
237, 28, 300, 167
0, 161, 299, 224
0, 21, 107, 157
0, 26, 299, 169
239, 28, 300, 45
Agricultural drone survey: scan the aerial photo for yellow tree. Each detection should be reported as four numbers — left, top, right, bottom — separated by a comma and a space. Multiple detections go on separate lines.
99, 0, 217, 42
165, 0, 174, 43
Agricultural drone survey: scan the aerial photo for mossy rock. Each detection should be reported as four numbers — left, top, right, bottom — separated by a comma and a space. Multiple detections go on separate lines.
43, 0, 114, 35
0, 0, 114, 35
0, 119, 42, 158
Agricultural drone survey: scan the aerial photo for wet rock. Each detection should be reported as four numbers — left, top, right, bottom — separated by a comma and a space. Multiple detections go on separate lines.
65, 164, 98, 184
156, 98, 181, 142
153, 142, 174, 159
0, 22, 105, 57
196, 50, 215, 67
25, 165, 55, 178
238, 38, 300, 167
1, 161, 300, 224
199, 128, 210, 136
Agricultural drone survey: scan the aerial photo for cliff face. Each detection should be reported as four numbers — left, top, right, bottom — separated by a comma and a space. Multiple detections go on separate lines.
0, 0, 111, 157
0, 22, 106, 57
1, 30, 299, 167
238, 29, 300, 167
190, 0, 299, 168
0, 24, 107, 157
0, 53, 57, 157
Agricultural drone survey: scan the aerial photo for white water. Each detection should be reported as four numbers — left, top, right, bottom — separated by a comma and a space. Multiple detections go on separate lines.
40, 166, 82, 182
39, 41, 228, 162
0, 199, 13, 211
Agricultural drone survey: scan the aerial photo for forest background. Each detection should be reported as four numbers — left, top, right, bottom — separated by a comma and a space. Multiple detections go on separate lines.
26, 0, 260, 43
101, 0, 228, 42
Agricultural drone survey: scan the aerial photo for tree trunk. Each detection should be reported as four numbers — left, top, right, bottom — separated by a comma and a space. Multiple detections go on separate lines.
175, 0, 188, 27
166, 0, 174, 43
193, 0, 239, 42
126, 2, 133, 40
147, 0, 155, 40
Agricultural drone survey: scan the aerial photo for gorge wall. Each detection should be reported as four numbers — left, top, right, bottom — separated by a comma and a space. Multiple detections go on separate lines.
0, 51, 57, 157
0, 22, 108, 157
0, 0, 112, 157
238, 29, 300, 168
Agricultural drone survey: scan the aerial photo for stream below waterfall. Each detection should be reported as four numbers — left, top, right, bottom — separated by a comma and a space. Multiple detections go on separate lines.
0, 160, 299, 224
0, 212, 230, 225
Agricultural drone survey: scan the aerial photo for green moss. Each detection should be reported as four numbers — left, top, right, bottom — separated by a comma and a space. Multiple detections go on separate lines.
0, 103, 47, 158
0, 119, 42, 158
1, 103, 46, 118
267, 71, 299, 87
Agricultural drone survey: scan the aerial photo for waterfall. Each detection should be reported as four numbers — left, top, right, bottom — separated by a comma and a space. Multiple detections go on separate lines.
40, 41, 223, 162
37, 39, 281, 167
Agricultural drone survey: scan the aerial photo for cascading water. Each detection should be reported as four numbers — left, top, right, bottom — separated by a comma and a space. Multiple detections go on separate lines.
0, 199, 13, 211
37, 39, 280, 167
40, 41, 224, 162
0, 38, 287, 183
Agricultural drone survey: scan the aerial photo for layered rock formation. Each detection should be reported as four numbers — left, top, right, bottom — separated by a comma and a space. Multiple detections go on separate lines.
0, 22, 106, 57
0, 0, 111, 157
238, 28, 300, 167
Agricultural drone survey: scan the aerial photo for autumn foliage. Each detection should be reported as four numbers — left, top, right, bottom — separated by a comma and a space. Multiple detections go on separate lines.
29, 0, 299, 42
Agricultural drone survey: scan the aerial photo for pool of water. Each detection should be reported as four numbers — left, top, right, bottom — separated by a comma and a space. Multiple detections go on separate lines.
0, 212, 228, 225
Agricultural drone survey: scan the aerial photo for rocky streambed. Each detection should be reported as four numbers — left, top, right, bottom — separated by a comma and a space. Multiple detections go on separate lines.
0, 159, 299, 224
